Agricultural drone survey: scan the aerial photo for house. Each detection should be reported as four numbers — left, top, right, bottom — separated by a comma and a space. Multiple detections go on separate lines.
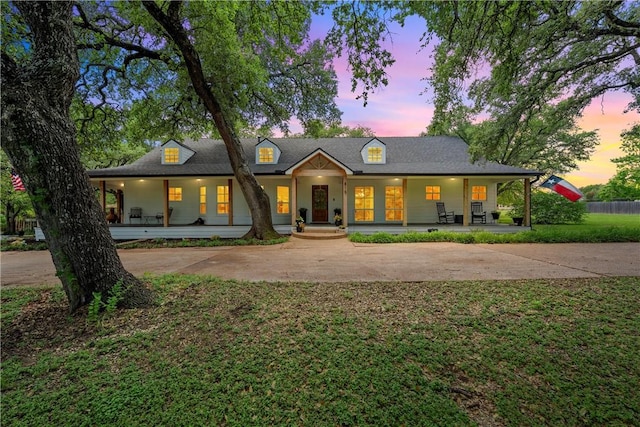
81, 136, 540, 239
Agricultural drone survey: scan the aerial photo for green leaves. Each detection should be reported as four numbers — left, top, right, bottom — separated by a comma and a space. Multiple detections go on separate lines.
72, 1, 341, 141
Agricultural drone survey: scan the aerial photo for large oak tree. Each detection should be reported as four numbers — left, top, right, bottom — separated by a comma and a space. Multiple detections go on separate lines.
1, 1, 155, 312
74, 1, 341, 239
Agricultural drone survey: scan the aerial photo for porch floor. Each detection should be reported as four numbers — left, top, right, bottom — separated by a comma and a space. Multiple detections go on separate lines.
36, 222, 530, 241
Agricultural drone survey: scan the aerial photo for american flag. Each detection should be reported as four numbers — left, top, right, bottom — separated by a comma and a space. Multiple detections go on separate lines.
11, 169, 26, 192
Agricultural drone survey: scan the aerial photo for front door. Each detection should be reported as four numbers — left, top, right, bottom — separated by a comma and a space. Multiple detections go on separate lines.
312, 185, 328, 223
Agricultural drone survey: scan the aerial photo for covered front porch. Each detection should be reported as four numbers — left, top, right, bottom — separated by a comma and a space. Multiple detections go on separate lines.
36, 222, 530, 241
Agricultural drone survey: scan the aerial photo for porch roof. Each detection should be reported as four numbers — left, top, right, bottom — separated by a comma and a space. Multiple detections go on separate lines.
87, 136, 540, 179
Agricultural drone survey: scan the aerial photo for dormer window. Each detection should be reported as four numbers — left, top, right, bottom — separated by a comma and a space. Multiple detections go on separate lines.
361, 138, 386, 164
368, 147, 383, 163
258, 147, 274, 163
164, 147, 179, 163
161, 140, 195, 165
255, 138, 280, 164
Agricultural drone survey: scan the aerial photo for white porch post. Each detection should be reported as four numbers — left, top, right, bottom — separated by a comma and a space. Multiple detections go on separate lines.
342, 175, 348, 227
524, 178, 531, 227
463, 178, 469, 226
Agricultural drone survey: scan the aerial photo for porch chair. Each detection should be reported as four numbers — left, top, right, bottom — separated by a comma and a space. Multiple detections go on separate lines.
471, 201, 487, 224
436, 202, 455, 224
129, 207, 142, 224
155, 207, 173, 224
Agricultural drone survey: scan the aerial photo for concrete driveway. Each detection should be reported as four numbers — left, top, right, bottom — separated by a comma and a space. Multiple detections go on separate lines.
1, 239, 638, 288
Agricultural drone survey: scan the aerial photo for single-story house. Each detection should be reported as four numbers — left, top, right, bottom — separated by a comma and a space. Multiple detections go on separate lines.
78, 136, 540, 239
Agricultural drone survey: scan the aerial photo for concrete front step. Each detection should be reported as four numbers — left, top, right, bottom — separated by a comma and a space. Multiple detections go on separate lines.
292, 226, 348, 240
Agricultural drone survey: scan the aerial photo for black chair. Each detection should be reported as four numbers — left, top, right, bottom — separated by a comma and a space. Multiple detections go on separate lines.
129, 207, 142, 224
471, 202, 487, 224
436, 202, 454, 224
155, 207, 173, 224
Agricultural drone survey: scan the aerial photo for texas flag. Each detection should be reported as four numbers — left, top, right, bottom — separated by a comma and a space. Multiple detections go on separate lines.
540, 175, 583, 202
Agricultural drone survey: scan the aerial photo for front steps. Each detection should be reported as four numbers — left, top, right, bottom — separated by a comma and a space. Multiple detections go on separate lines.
291, 225, 348, 240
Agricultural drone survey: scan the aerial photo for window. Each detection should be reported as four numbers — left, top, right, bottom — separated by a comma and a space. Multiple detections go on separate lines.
164, 147, 179, 163
354, 186, 374, 222
276, 186, 289, 214
472, 185, 487, 201
169, 187, 182, 201
199, 186, 207, 215
367, 147, 383, 163
385, 186, 403, 221
217, 185, 229, 214
258, 147, 274, 163
425, 185, 441, 200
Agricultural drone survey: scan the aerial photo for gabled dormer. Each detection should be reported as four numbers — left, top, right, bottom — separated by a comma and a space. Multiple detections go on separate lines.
361, 138, 386, 164
255, 138, 281, 164
161, 140, 195, 165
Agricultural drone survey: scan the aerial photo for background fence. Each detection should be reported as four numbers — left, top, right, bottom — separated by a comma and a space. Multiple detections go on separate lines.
586, 201, 640, 214
13, 218, 38, 233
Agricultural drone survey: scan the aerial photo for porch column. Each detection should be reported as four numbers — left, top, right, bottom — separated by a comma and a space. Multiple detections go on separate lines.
228, 178, 233, 226
291, 175, 298, 226
163, 180, 169, 227
524, 178, 531, 227
116, 189, 123, 223
99, 181, 106, 211
463, 178, 469, 226
342, 175, 348, 227
402, 178, 408, 227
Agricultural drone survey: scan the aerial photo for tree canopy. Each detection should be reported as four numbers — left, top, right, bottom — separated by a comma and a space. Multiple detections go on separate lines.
74, 1, 341, 143
327, 1, 638, 181
599, 124, 640, 200
407, 1, 640, 131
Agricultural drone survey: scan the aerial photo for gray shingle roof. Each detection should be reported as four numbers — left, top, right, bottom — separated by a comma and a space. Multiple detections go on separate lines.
87, 136, 540, 178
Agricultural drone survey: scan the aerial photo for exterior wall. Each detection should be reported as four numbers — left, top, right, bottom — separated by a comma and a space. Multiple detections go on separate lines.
346, 177, 406, 224
295, 176, 344, 221
406, 178, 464, 223
123, 179, 165, 223
119, 175, 500, 227
257, 177, 296, 225
123, 177, 250, 225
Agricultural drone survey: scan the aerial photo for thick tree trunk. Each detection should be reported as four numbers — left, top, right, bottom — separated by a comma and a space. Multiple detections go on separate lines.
143, 1, 281, 240
1, 2, 154, 312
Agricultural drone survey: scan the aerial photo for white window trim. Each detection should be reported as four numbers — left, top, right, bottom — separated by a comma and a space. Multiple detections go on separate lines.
361, 138, 386, 164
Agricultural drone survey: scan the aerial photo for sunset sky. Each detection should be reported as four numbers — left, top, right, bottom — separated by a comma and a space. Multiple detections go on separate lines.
312, 14, 639, 188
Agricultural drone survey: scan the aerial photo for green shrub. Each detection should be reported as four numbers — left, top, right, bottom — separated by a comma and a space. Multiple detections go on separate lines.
511, 190, 587, 224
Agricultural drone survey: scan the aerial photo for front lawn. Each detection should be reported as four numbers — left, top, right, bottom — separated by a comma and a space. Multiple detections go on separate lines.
350, 213, 640, 244
2, 276, 638, 426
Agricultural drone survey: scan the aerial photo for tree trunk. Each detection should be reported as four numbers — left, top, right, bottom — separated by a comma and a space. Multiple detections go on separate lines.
1, 1, 154, 312
3, 202, 19, 235
143, 1, 280, 240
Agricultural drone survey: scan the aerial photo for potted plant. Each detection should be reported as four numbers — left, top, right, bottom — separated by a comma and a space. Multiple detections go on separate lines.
298, 207, 307, 224
333, 208, 343, 226
295, 216, 305, 232
509, 205, 524, 226
491, 210, 501, 220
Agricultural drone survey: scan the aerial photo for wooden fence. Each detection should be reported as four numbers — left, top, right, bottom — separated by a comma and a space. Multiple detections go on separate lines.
14, 218, 38, 232
586, 201, 640, 214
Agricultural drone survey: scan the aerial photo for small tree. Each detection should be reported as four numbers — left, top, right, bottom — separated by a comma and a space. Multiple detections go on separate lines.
511, 191, 587, 224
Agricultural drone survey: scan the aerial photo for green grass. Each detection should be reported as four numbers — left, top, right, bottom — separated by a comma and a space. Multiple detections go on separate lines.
2, 276, 639, 426
350, 213, 640, 244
